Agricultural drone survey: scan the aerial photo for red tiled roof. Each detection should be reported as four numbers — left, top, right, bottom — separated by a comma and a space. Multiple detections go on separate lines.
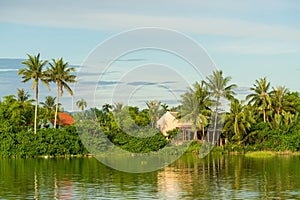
58, 112, 74, 125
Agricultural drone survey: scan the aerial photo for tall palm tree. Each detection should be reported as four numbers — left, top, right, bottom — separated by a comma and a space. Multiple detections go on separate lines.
46, 58, 76, 128
76, 98, 87, 111
246, 77, 271, 122
205, 70, 237, 144
223, 99, 255, 145
18, 53, 48, 134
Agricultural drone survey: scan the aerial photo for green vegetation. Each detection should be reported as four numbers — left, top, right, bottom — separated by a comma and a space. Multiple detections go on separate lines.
0, 124, 87, 157
0, 53, 300, 157
245, 151, 275, 158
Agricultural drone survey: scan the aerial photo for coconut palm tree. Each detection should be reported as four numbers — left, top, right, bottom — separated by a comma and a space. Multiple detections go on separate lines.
40, 96, 58, 122
17, 88, 33, 103
46, 58, 76, 128
205, 70, 237, 144
76, 98, 87, 111
223, 99, 255, 145
246, 77, 271, 123
112, 102, 123, 113
18, 53, 48, 134
40, 96, 56, 110
146, 99, 161, 128
180, 90, 199, 140
270, 86, 295, 115
161, 103, 169, 113
180, 82, 211, 140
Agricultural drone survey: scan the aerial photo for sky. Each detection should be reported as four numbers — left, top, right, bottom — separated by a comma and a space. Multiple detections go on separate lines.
1, 0, 300, 111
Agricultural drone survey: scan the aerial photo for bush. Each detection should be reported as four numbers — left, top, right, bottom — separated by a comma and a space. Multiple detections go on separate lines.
0, 125, 88, 157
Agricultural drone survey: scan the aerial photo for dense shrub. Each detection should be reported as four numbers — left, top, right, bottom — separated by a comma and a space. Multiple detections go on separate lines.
0, 125, 88, 157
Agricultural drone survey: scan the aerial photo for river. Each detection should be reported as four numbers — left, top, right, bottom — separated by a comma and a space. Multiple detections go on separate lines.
0, 155, 300, 199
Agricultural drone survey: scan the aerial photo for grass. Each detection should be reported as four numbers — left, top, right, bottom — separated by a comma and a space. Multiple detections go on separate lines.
245, 151, 275, 158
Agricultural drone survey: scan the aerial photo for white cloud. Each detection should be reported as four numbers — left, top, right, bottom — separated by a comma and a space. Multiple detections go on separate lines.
1, 1, 300, 41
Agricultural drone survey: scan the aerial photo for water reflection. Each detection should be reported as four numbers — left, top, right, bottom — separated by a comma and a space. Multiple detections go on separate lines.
0, 155, 300, 199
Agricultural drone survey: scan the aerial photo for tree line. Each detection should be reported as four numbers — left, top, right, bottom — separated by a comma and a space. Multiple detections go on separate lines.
1, 53, 300, 156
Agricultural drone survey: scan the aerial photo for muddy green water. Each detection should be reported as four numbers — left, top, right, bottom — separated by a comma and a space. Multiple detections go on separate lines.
0, 155, 300, 199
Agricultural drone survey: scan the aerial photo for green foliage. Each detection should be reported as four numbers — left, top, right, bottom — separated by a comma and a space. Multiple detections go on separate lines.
0, 125, 87, 157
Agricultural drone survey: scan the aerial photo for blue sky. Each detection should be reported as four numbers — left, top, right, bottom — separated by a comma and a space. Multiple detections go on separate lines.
1, 0, 300, 110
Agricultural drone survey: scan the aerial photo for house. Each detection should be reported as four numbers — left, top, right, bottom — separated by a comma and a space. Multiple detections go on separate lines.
157, 111, 194, 140
57, 112, 75, 126
41, 112, 74, 128
157, 111, 179, 136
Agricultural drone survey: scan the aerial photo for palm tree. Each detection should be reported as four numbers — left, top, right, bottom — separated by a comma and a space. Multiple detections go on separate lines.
112, 102, 123, 113
270, 86, 294, 115
246, 77, 271, 123
18, 53, 48, 134
180, 82, 211, 141
194, 81, 211, 141
205, 70, 237, 144
102, 103, 112, 114
17, 88, 33, 103
146, 99, 161, 128
76, 98, 87, 111
223, 99, 255, 145
40, 96, 56, 110
46, 58, 76, 128
40, 96, 58, 122
161, 103, 169, 113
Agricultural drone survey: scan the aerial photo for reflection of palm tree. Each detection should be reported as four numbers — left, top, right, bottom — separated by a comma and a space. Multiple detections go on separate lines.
47, 58, 76, 128
18, 53, 48, 134
146, 100, 161, 128
223, 99, 255, 145
76, 98, 87, 111
246, 77, 271, 122
205, 70, 236, 144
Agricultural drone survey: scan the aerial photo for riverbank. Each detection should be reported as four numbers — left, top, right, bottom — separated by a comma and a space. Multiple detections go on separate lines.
185, 142, 300, 157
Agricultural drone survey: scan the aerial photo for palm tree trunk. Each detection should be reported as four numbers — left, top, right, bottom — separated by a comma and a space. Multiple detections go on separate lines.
202, 128, 205, 142
34, 82, 38, 134
263, 110, 266, 122
54, 89, 59, 128
193, 130, 198, 140
212, 98, 220, 144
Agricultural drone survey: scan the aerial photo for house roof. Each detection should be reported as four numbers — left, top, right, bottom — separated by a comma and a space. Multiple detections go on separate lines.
58, 112, 74, 125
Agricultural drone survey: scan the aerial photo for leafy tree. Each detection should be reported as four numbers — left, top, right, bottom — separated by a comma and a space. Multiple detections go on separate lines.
76, 98, 87, 111
18, 53, 48, 134
205, 70, 237, 144
46, 58, 76, 128
246, 77, 271, 123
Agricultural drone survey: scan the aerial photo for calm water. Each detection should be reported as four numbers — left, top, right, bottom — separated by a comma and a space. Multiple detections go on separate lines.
0, 155, 300, 199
